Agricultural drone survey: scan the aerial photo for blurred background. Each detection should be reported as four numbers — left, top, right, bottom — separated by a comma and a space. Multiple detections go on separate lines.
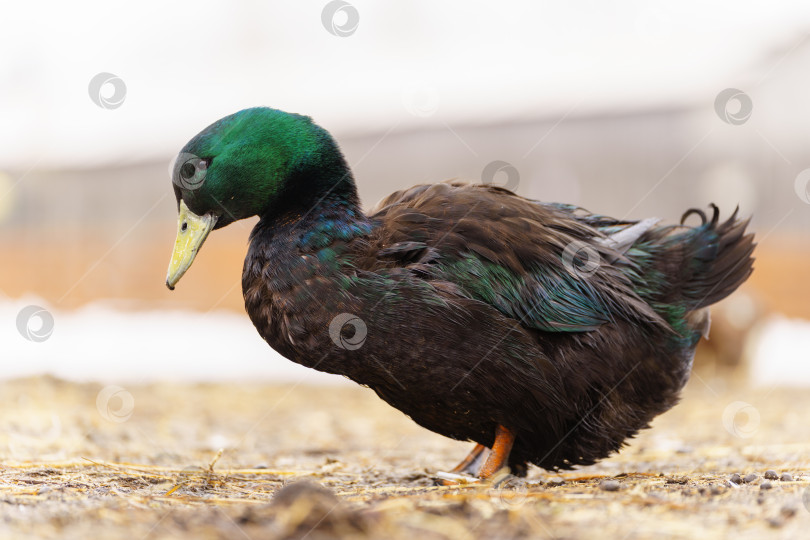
2, 0, 809, 385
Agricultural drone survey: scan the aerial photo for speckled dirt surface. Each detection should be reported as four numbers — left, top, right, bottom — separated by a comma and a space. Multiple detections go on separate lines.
1, 375, 809, 539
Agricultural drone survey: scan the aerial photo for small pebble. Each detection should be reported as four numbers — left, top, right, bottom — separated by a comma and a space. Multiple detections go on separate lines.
600, 480, 621, 492
743, 473, 758, 484
761, 481, 773, 490
547, 478, 565, 487
665, 476, 688, 485
254, 464, 269, 469
764, 470, 779, 480
781, 505, 797, 518
767, 517, 784, 528
710, 485, 724, 496
780, 473, 793, 482
729, 473, 742, 484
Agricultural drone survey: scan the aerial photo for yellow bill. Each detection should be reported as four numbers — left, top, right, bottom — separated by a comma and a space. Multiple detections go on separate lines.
166, 200, 217, 290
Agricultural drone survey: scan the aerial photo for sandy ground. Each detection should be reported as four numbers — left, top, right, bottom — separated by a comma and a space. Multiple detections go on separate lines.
1, 375, 809, 539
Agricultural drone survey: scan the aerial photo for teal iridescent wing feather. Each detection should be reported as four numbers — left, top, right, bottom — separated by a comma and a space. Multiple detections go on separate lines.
365, 182, 670, 333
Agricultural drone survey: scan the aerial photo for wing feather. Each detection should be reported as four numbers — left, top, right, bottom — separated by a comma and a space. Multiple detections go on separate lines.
363, 182, 667, 333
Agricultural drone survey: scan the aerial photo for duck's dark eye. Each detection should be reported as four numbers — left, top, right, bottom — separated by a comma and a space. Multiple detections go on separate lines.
181, 221, 188, 232
180, 162, 196, 180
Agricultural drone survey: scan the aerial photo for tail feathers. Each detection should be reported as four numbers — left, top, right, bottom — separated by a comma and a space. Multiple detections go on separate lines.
679, 204, 755, 310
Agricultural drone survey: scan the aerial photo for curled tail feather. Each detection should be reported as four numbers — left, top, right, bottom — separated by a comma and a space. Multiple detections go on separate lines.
678, 204, 755, 311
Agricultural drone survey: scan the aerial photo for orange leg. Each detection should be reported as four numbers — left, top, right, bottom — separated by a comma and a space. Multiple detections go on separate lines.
450, 443, 487, 474
477, 425, 517, 479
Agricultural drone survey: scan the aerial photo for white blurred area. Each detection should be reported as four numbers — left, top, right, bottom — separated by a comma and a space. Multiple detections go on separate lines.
748, 316, 810, 386
0, 297, 346, 384
2, 0, 810, 168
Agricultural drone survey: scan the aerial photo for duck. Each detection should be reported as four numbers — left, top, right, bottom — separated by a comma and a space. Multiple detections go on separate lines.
165, 107, 755, 480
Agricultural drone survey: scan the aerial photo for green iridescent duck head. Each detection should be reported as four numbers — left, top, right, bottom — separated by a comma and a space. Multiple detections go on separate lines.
165, 107, 355, 289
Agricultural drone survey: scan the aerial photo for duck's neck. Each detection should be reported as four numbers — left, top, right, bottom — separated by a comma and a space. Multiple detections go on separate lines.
256, 191, 370, 252
242, 178, 372, 363
245, 171, 371, 291
256, 153, 368, 233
